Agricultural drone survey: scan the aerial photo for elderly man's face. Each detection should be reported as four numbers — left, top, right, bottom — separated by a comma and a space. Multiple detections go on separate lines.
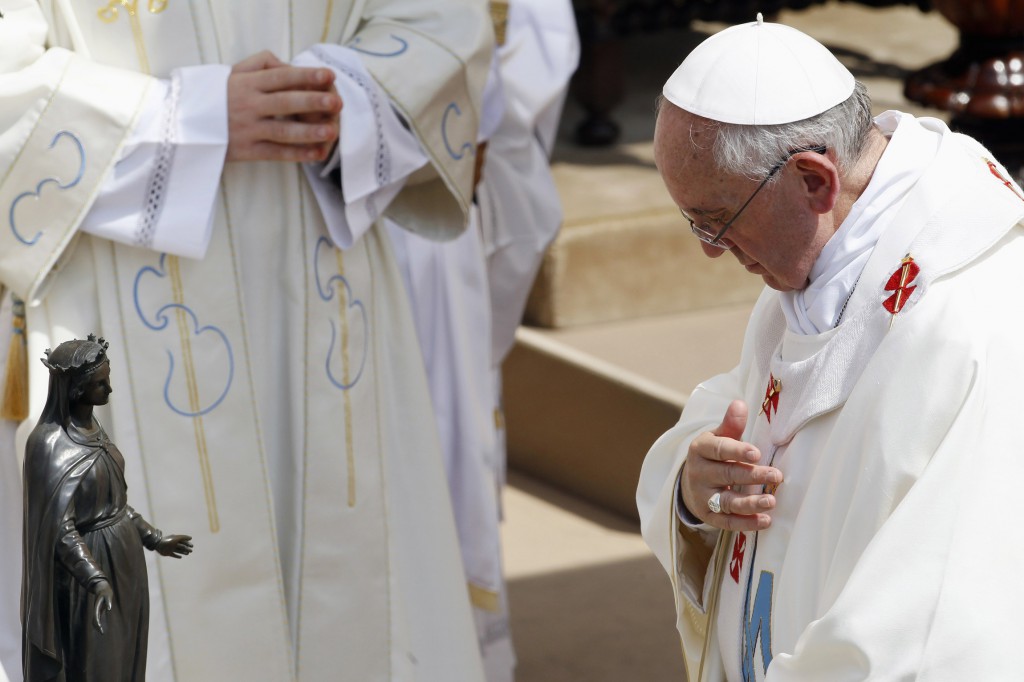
653, 105, 834, 292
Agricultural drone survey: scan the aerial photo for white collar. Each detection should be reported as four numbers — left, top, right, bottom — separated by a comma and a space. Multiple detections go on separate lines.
780, 111, 942, 334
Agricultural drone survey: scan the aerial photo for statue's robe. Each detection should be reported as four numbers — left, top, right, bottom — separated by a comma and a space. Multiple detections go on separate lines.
22, 421, 152, 682
0, 1, 491, 680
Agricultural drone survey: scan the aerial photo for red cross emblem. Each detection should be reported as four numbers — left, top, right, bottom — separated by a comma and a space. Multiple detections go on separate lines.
729, 533, 747, 583
883, 254, 919, 320
986, 158, 1024, 201
760, 374, 782, 423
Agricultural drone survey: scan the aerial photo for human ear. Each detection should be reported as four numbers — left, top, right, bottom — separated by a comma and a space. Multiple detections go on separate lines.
794, 154, 839, 214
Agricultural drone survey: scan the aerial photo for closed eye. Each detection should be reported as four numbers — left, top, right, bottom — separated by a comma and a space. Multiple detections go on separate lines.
699, 213, 728, 228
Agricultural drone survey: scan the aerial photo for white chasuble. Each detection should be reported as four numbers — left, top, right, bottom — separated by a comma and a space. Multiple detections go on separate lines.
0, 1, 491, 681
638, 118, 1024, 682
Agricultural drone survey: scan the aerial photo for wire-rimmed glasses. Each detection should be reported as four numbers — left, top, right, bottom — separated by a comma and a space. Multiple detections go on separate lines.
680, 145, 828, 249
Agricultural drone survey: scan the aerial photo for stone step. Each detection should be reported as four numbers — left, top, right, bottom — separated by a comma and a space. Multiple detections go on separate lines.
504, 301, 754, 520
525, 192, 766, 328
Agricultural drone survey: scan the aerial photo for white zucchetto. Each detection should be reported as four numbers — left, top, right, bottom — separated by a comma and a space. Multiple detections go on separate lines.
663, 13, 855, 125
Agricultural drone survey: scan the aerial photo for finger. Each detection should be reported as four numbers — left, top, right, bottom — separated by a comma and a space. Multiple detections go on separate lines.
258, 118, 338, 146
702, 461, 782, 489
716, 489, 776, 516
692, 430, 759, 465
243, 140, 335, 163
253, 65, 335, 93
233, 50, 288, 74
712, 400, 749, 440
706, 511, 773, 533
255, 90, 342, 119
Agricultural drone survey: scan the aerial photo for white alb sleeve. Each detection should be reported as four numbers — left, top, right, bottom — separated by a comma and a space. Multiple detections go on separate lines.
676, 472, 714, 531
293, 45, 429, 250
80, 64, 229, 259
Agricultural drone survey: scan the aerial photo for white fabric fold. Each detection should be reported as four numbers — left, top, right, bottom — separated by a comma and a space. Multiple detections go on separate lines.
81, 65, 229, 260
477, 53, 506, 143
295, 45, 429, 250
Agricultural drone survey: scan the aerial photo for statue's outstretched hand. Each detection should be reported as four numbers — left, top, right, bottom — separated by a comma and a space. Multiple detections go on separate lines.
93, 580, 113, 634
156, 534, 194, 559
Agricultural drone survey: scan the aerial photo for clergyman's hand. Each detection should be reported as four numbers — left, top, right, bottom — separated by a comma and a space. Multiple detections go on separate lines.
292, 81, 342, 163
226, 51, 343, 163
680, 400, 783, 532
93, 580, 113, 634
155, 534, 194, 559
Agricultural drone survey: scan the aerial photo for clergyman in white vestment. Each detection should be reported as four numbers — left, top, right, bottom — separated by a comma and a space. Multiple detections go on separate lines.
0, 1, 492, 681
637, 16, 1024, 682
384, 1, 579, 680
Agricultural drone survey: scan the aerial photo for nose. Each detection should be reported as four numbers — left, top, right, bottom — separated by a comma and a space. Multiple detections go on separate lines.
700, 240, 728, 258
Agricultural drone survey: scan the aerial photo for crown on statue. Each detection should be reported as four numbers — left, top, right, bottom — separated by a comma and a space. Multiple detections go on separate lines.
41, 334, 110, 374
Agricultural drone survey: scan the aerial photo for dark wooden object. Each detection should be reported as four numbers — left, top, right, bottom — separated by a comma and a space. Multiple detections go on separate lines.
904, 0, 1024, 177
572, 0, 931, 147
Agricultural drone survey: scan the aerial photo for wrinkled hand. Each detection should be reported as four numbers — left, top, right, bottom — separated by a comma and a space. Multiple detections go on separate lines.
155, 534, 194, 559
93, 580, 113, 634
227, 51, 343, 163
681, 400, 783, 531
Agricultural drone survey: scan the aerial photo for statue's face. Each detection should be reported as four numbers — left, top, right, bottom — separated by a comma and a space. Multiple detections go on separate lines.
79, 362, 112, 407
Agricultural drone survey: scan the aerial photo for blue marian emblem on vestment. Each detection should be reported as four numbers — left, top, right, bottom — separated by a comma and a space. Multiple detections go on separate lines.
350, 34, 409, 58
133, 254, 235, 416
441, 102, 475, 161
314, 237, 368, 390
9, 131, 86, 246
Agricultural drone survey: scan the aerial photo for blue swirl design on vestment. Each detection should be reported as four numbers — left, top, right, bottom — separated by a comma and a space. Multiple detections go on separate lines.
9, 131, 86, 246
314, 237, 368, 390
441, 102, 474, 161
133, 254, 235, 416
350, 34, 409, 57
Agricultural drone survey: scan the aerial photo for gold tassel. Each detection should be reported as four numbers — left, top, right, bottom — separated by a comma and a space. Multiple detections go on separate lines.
1, 295, 28, 422
489, 1, 509, 46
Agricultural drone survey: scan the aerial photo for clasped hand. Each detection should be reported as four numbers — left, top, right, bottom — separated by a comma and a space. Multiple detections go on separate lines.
227, 51, 343, 163
680, 400, 784, 532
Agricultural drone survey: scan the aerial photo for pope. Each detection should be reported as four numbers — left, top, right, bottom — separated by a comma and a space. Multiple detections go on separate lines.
638, 14, 1024, 681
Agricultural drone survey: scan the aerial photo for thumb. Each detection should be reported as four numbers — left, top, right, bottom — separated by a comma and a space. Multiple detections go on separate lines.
712, 400, 748, 440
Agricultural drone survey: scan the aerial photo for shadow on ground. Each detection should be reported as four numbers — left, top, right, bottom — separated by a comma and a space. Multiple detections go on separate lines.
509, 555, 686, 682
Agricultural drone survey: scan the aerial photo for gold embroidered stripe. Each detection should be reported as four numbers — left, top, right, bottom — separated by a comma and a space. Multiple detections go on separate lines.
321, 0, 335, 42
468, 583, 501, 612
168, 255, 220, 532
333, 249, 357, 508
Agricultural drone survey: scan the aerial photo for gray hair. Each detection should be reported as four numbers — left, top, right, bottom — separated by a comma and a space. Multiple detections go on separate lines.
708, 81, 874, 180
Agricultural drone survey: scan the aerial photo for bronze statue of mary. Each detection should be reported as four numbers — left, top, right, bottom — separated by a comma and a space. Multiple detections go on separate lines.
21, 335, 192, 682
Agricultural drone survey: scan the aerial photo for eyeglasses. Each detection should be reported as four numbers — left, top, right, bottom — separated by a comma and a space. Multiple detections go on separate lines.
680, 145, 827, 249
